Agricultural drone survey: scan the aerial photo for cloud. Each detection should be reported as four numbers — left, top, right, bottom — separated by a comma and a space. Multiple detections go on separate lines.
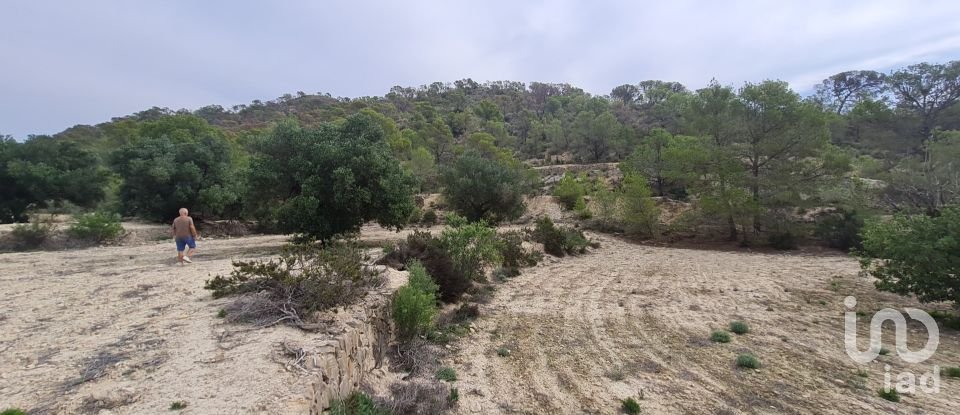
1, 0, 959, 138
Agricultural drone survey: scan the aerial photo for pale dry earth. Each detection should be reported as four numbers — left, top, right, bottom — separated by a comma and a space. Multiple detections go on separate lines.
0, 223, 420, 414
447, 233, 960, 415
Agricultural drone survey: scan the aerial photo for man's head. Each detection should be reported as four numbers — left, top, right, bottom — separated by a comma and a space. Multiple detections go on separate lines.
179, 208, 189, 217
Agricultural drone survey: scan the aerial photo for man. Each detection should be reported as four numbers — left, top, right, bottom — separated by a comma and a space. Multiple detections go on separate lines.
172, 208, 199, 264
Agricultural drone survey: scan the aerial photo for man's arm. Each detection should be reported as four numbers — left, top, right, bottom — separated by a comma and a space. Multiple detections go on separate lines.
190, 218, 199, 238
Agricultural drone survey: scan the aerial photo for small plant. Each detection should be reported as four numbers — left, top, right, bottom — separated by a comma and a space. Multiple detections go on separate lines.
856, 368, 869, 378
329, 391, 391, 415
1, 409, 27, 415
877, 387, 900, 402
621, 397, 641, 414
729, 321, 750, 335
879, 347, 891, 356
436, 367, 457, 382
944, 367, 960, 378
169, 401, 188, 410
814, 209, 864, 251
448, 387, 459, 403
216, 309, 227, 318
393, 261, 439, 340
497, 347, 511, 357
421, 209, 438, 225
710, 330, 731, 343
553, 172, 587, 210
735, 353, 760, 369
69, 211, 124, 242
10, 220, 56, 250
530, 217, 591, 257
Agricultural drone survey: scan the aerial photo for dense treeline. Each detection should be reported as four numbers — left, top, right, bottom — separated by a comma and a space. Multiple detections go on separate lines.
1, 60, 958, 228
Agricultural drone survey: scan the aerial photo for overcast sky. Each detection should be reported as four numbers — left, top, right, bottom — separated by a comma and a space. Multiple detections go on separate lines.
2, 0, 960, 138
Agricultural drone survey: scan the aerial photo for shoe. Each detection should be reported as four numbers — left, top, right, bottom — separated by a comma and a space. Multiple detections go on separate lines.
183, 256, 193, 263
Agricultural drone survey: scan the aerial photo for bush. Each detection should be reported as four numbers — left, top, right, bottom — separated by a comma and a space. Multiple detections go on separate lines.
857, 208, 960, 306
814, 209, 865, 251
944, 367, 960, 378
620, 174, 659, 238
393, 261, 439, 341
381, 220, 501, 303
330, 391, 391, 415
735, 353, 760, 369
440, 151, 534, 222
381, 381, 452, 415
729, 321, 750, 335
1, 409, 27, 415
421, 209, 438, 225
204, 241, 383, 328
530, 217, 591, 257
69, 211, 124, 242
622, 398, 641, 414
553, 172, 586, 210
497, 230, 541, 276
408, 208, 422, 224
10, 220, 56, 250
766, 230, 798, 250
877, 387, 900, 402
169, 401, 188, 410
710, 330, 731, 343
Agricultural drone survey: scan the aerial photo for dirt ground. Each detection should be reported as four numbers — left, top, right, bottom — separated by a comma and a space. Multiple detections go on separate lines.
446, 233, 960, 415
0, 223, 417, 414
3, 219, 959, 414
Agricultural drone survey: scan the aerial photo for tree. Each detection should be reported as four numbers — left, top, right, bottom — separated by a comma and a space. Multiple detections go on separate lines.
857, 207, 960, 306
886, 61, 960, 140
111, 132, 239, 221
737, 80, 843, 229
245, 114, 416, 240
882, 130, 960, 214
440, 151, 534, 222
619, 173, 659, 238
1, 135, 109, 223
610, 84, 640, 105
814, 70, 886, 114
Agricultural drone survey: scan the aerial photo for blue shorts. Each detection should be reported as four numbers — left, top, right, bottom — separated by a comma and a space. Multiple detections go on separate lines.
175, 237, 196, 252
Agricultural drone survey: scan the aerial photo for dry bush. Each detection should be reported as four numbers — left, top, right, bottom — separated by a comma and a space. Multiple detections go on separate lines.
205, 241, 383, 329
379, 380, 452, 415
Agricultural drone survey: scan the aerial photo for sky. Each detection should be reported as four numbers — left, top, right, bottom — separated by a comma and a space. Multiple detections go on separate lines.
2, 0, 960, 139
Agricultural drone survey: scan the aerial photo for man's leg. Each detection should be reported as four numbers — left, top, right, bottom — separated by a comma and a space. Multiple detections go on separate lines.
183, 238, 196, 263
176, 238, 186, 264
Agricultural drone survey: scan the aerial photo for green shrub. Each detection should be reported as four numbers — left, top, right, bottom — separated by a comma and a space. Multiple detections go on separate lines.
440, 151, 534, 222
204, 241, 383, 327
553, 172, 586, 210
530, 217, 591, 257
497, 230, 541, 275
943, 367, 960, 378
857, 208, 960, 306
735, 353, 760, 369
329, 391, 391, 415
729, 321, 750, 335
393, 261, 439, 340
877, 387, 900, 402
574, 197, 593, 219
814, 209, 864, 251
10, 220, 56, 250
1, 409, 27, 415
408, 208, 422, 224
448, 387, 459, 403
710, 330, 731, 343
436, 367, 457, 382
620, 174, 659, 239
766, 230, 798, 250
421, 209, 438, 225
930, 310, 960, 330
169, 401, 188, 410
879, 347, 891, 356
622, 397, 641, 414
69, 211, 124, 242
497, 347, 511, 357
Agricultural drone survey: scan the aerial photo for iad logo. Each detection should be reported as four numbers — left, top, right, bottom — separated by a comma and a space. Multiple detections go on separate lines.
844, 296, 941, 394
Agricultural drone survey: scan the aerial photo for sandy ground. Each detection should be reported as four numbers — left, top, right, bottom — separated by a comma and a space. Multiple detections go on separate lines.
0, 223, 420, 415
447, 233, 960, 415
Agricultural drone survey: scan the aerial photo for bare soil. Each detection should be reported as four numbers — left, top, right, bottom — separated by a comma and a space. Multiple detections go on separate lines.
447, 233, 960, 415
